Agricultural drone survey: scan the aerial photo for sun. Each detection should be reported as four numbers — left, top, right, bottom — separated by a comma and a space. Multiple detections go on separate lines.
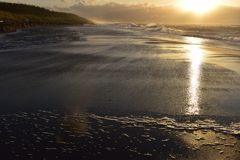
180, 0, 217, 15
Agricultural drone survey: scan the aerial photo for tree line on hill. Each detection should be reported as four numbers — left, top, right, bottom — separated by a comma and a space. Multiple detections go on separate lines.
0, 2, 93, 33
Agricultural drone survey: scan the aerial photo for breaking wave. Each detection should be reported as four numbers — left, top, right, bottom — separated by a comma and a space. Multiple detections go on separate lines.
110, 23, 240, 43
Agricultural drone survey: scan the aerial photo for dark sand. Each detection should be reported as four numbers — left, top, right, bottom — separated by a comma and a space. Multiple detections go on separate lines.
0, 26, 240, 159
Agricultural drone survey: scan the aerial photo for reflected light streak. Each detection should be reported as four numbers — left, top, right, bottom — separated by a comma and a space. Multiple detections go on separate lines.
186, 44, 203, 115
185, 37, 203, 45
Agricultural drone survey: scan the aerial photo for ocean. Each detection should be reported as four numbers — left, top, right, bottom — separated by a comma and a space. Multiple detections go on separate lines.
1, 23, 240, 52
0, 24, 240, 159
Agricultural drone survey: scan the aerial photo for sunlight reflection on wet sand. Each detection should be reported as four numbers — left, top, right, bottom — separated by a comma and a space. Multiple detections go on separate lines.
185, 38, 204, 115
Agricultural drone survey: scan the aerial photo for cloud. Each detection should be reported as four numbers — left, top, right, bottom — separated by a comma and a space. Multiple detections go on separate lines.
56, 2, 175, 23
61, 0, 100, 5
61, 0, 73, 2
53, 2, 240, 24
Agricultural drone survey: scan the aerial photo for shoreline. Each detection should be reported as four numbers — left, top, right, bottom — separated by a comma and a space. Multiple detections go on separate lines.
0, 21, 94, 34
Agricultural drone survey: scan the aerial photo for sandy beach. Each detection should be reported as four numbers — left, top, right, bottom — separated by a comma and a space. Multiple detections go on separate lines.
0, 25, 240, 159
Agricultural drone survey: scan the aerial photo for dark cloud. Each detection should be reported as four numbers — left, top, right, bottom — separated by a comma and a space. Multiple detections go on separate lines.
54, 2, 240, 24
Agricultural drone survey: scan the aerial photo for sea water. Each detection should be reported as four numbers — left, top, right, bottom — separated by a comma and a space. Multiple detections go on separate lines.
0, 23, 240, 126
0, 23, 240, 159
108, 23, 240, 51
0, 23, 240, 52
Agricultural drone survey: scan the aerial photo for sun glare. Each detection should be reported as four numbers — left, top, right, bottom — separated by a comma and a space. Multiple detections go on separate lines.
180, 0, 217, 15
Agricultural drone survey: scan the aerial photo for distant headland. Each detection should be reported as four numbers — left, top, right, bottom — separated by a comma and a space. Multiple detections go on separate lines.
0, 2, 93, 33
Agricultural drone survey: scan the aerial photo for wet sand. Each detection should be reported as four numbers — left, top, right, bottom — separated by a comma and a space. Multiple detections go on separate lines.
0, 26, 240, 159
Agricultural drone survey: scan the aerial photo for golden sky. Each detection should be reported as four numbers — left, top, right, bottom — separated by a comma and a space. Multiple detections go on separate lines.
3, 0, 240, 8
3, 0, 240, 24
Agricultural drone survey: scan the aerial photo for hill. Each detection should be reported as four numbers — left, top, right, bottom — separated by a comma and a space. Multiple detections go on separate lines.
0, 2, 93, 33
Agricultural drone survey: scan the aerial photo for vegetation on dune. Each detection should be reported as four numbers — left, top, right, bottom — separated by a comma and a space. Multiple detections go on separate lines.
0, 2, 93, 33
